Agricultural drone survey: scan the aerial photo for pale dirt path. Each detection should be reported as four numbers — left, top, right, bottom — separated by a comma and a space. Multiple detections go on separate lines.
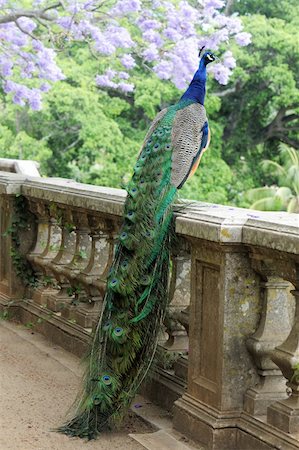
0, 320, 146, 450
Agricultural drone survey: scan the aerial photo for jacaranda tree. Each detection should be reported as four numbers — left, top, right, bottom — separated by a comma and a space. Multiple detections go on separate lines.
0, 0, 250, 110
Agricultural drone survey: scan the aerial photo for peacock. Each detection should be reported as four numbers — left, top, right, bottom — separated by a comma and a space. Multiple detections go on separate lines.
58, 48, 215, 439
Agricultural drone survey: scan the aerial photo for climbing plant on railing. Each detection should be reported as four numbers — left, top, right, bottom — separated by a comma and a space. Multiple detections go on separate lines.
3, 195, 38, 287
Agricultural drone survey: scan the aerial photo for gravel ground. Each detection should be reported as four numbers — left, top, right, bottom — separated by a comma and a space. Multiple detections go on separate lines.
0, 320, 147, 450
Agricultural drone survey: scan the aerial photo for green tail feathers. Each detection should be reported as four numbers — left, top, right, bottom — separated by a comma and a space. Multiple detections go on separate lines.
57, 112, 179, 439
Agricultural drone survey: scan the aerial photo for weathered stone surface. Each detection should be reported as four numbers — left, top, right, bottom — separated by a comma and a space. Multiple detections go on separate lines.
0, 158, 40, 176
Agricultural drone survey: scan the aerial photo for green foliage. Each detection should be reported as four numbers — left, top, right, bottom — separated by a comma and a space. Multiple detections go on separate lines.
180, 152, 232, 204
292, 362, 299, 384
0, 309, 10, 321
245, 146, 299, 212
218, 1, 299, 198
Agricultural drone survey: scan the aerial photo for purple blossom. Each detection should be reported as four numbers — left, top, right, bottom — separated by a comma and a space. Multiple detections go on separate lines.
106, 69, 117, 79
96, 75, 117, 89
154, 60, 173, 80
106, 26, 134, 49
57, 16, 73, 30
0, 24, 27, 46
0, 56, 13, 76
119, 71, 130, 80
17, 18, 37, 33
29, 91, 42, 110
112, 0, 141, 16
164, 27, 181, 42
118, 82, 134, 93
143, 44, 159, 62
223, 51, 236, 69
3, 80, 42, 109
143, 30, 164, 47
221, 16, 243, 34
32, 39, 44, 51
121, 54, 136, 69
137, 19, 160, 32
235, 32, 252, 46
204, 0, 225, 8
40, 83, 51, 92
209, 63, 231, 85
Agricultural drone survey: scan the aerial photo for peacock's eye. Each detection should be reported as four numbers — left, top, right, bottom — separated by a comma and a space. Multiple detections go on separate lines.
114, 327, 124, 337
102, 375, 112, 385
103, 320, 111, 330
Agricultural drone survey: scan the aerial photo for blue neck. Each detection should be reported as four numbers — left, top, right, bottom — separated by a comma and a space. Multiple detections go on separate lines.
180, 59, 207, 105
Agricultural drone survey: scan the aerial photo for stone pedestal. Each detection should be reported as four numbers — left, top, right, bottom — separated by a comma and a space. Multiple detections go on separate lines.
173, 240, 261, 449
74, 302, 101, 328
267, 395, 299, 434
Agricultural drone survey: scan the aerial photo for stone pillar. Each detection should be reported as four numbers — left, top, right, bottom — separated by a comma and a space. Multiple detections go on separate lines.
72, 215, 113, 328
46, 208, 77, 311
244, 257, 292, 416
27, 200, 62, 305
0, 195, 25, 299
173, 240, 261, 450
267, 282, 299, 434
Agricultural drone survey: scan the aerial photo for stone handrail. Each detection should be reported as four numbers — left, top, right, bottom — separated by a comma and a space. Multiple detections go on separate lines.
0, 170, 298, 450
0, 158, 41, 176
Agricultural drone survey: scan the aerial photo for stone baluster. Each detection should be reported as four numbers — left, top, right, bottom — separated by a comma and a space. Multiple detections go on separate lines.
61, 210, 92, 295
26, 199, 50, 277
58, 210, 92, 322
163, 239, 191, 352
72, 216, 115, 328
267, 264, 299, 434
35, 203, 62, 278
27, 199, 62, 304
244, 256, 293, 416
77, 215, 114, 299
46, 207, 77, 312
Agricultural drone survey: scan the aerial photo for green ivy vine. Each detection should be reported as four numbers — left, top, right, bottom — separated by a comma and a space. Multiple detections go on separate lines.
3, 195, 38, 287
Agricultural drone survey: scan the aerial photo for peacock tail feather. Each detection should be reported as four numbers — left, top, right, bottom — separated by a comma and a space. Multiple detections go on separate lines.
58, 49, 215, 440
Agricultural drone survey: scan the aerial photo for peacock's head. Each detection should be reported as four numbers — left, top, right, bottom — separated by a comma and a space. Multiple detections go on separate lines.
199, 47, 216, 65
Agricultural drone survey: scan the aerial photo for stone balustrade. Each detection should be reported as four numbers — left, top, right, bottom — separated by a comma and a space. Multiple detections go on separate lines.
0, 169, 298, 450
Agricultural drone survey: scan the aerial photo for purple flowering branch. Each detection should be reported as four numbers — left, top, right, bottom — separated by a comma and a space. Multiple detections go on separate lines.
0, 3, 62, 24
0, 0, 251, 109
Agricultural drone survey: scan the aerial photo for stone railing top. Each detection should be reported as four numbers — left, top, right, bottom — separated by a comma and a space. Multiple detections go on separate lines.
0, 172, 298, 255
0, 158, 40, 177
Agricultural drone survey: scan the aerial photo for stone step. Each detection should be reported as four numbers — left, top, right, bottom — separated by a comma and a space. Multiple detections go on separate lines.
130, 430, 203, 450
130, 395, 202, 450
